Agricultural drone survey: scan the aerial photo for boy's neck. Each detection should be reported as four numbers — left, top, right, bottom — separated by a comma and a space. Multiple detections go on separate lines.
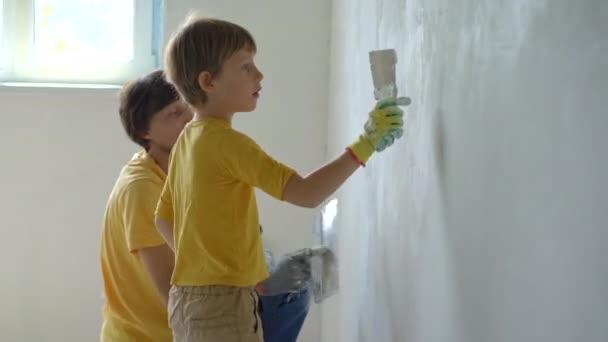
147, 146, 170, 174
194, 103, 234, 124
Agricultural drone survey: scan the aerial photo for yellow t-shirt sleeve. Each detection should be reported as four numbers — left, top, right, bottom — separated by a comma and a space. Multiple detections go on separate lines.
122, 180, 165, 253
222, 132, 296, 200
155, 179, 174, 222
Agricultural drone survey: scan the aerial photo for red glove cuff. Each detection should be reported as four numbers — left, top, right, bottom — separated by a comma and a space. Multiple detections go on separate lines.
346, 147, 366, 167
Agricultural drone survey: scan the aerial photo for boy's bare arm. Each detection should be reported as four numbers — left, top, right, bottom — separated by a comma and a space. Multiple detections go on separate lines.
283, 152, 359, 208
155, 217, 175, 251
283, 97, 410, 208
139, 244, 174, 308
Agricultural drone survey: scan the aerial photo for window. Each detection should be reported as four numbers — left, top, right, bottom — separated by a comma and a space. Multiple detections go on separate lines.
0, 0, 162, 85
0, 2, 4, 74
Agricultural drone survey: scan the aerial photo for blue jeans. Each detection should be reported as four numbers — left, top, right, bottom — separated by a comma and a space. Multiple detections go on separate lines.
258, 289, 311, 342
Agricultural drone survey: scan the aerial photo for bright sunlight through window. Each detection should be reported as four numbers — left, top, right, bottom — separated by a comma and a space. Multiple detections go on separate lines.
0, 0, 162, 86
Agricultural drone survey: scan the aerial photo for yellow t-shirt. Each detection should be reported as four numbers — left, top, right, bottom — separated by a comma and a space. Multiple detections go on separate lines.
156, 118, 295, 287
100, 151, 172, 342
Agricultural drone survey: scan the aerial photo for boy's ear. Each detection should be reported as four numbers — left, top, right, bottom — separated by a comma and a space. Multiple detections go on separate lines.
197, 71, 214, 93
140, 129, 152, 141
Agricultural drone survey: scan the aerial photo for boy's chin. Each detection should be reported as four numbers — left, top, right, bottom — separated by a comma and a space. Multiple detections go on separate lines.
238, 103, 258, 113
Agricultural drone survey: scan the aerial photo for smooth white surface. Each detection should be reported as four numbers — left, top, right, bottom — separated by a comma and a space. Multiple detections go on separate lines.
0, 1, 330, 340
325, 0, 608, 341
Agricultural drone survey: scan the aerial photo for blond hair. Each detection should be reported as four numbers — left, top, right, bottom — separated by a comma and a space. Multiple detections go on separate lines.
164, 15, 256, 106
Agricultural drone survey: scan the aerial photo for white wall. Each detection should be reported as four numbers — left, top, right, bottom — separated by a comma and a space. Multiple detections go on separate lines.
0, 1, 330, 341
325, 0, 608, 341
0, 88, 126, 341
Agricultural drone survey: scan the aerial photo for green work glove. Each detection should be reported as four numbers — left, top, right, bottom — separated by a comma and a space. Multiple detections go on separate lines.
347, 97, 411, 166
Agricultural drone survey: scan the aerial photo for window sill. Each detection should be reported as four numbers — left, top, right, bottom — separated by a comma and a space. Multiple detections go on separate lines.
0, 82, 122, 96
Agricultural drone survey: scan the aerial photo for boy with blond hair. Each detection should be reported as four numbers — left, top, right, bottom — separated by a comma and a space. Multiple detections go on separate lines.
155, 16, 409, 341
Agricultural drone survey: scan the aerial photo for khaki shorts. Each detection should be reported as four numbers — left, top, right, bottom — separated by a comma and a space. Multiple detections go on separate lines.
168, 285, 264, 342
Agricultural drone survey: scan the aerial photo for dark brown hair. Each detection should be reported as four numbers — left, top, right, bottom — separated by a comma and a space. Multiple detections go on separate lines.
118, 70, 179, 149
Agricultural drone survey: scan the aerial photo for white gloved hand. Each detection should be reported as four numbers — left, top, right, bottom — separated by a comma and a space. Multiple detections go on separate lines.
258, 248, 329, 296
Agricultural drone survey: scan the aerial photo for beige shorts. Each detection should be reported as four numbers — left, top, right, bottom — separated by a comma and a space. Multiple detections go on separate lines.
168, 285, 264, 342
